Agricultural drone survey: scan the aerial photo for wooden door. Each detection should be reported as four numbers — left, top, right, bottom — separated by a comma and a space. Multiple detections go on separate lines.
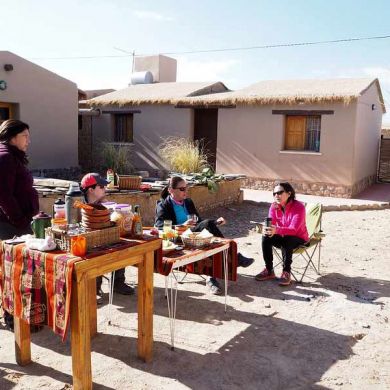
194, 109, 218, 169
0, 102, 13, 124
285, 116, 305, 150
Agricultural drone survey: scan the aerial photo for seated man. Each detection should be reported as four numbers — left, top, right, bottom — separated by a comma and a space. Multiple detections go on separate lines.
80, 173, 134, 302
155, 176, 254, 294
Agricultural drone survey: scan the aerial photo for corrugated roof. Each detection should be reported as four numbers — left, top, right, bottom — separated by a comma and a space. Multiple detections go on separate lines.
86, 82, 229, 106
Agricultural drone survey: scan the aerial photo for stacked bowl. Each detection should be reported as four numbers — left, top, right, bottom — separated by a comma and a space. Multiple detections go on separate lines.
81, 204, 112, 229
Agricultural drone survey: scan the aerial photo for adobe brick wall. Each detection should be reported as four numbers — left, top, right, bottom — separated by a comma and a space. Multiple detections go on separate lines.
242, 174, 376, 198
38, 179, 242, 226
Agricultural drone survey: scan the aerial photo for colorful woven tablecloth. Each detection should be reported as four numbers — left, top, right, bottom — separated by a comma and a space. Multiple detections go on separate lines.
0, 242, 79, 340
156, 240, 238, 282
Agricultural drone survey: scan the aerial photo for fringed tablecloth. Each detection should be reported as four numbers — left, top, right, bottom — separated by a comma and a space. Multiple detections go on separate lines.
155, 239, 238, 282
0, 242, 79, 340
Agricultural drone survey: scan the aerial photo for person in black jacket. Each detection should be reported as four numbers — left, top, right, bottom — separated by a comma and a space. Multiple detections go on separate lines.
155, 176, 254, 294
0, 119, 39, 331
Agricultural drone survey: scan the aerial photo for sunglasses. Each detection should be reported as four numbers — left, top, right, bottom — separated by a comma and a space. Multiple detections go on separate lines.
174, 187, 187, 192
273, 190, 285, 196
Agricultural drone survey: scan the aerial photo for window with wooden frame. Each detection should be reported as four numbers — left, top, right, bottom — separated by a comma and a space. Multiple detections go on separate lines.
0, 102, 13, 124
113, 114, 133, 143
284, 115, 321, 152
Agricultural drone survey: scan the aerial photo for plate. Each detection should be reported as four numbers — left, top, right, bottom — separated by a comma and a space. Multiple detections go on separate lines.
162, 242, 178, 253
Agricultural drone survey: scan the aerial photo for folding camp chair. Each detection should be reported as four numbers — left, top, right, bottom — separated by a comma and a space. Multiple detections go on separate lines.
273, 203, 324, 283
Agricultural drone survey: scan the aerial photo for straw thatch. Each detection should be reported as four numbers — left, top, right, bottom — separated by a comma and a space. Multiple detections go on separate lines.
85, 78, 385, 113
86, 82, 229, 107
176, 78, 386, 112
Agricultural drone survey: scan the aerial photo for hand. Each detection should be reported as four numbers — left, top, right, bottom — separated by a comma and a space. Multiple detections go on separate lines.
216, 217, 226, 226
263, 225, 276, 237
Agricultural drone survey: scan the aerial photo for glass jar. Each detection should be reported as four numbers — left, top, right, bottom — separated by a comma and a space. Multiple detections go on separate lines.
111, 204, 133, 236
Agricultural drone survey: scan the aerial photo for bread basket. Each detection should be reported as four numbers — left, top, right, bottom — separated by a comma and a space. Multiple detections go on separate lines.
181, 234, 213, 248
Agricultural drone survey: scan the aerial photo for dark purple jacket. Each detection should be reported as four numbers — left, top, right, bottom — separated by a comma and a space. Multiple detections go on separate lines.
0, 143, 39, 229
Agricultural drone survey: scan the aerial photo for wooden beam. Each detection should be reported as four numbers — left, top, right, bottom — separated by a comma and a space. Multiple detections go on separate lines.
272, 110, 334, 115
175, 104, 236, 109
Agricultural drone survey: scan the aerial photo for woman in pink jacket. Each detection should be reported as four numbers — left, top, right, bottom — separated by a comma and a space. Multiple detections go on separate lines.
255, 182, 309, 286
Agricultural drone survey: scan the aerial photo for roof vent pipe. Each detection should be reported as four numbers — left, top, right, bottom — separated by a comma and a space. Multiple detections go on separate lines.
130, 71, 153, 85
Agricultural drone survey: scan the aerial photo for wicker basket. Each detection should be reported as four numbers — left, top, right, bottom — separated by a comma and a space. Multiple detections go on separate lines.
46, 225, 120, 252
181, 235, 213, 248
116, 175, 142, 190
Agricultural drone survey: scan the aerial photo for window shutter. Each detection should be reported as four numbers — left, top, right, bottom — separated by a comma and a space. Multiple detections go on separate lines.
285, 116, 305, 150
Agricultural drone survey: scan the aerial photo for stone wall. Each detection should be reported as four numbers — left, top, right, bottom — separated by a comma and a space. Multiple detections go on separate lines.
31, 167, 82, 181
242, 175, 377, 198
38, 179, 242, 226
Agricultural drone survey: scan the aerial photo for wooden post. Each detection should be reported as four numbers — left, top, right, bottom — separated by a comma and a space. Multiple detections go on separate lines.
14, 317, 31, 366
71, 274, 92, 390
88, 278, 97, 337
137, 251, 154, 362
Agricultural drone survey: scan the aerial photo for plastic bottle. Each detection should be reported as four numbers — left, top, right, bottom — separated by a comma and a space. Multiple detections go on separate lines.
106, 169, 115, 188
131, 205, 143, 237
53, 198, 66, 219
65, 182, 84, 224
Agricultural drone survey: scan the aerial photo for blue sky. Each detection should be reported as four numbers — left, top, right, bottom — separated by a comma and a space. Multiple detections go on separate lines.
2, 0, 390, 122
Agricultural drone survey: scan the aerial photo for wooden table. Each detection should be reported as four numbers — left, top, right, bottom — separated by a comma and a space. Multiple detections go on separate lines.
163, 239, 230, 350
13, 237, 161, 390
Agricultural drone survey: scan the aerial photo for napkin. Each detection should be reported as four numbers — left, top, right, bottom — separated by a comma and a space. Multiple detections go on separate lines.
198, 229, 213, 238
25, 236, 57, 251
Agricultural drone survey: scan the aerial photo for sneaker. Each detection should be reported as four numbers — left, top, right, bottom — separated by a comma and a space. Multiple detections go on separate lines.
279, 271, 291, 286
113, 281, 135, 295
206, 277, 222, 295
237, 253, 255, 268
255, 268, 276, 281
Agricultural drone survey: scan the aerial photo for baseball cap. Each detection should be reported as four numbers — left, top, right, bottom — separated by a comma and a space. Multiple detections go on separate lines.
80, 173, 110, 190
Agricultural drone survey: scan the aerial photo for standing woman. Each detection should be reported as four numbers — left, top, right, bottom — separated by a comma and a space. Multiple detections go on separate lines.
0, 119, 39, 329
255, 182, 309, 286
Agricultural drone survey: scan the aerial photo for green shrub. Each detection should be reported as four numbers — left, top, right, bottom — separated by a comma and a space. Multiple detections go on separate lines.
100, 142, 134, 174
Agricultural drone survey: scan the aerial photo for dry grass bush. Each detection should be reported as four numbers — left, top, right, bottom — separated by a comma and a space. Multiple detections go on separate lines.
100, 142, 134, 174
159, 137, 210, 174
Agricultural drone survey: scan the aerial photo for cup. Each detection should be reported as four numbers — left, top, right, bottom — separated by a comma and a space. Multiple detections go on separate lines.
71, 235, 86, 257
163, 220, 172, 233
187, 214, 198, 224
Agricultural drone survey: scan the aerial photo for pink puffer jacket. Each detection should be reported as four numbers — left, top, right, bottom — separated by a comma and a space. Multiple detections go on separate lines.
268, 200, 309, 242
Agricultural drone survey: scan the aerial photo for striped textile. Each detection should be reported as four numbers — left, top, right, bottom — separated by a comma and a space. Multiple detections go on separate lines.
156, 240, 238, 282
0, 242, 79, 340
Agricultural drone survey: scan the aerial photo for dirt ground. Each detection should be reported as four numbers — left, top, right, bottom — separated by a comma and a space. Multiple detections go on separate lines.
1, 201, 389, 389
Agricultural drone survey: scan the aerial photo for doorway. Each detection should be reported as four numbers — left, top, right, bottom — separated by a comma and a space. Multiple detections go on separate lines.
194, 108, 218, 170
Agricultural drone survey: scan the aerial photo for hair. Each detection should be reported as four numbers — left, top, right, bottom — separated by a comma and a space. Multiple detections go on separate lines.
0, 119, 30, 143
160, 176, 185, 199
275, 181, 296, 203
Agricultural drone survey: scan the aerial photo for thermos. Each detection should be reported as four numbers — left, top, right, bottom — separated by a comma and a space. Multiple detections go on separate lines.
264, 217, 273, 228
65, 182, 83, 224
31, 211, 52, 238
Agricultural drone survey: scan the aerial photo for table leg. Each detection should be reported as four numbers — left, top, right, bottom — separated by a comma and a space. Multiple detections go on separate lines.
14, 317, 31, 366
166, 272, 178, 350
223, 248, 229, 313
71, 275, 92, 390
88, 278, 97, 337
137, 251, 154, 362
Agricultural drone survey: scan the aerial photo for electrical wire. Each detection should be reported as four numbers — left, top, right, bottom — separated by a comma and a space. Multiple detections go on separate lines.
30, 34, 390, 61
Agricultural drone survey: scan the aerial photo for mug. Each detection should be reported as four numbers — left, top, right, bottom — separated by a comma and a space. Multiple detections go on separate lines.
31, 211, 52, 238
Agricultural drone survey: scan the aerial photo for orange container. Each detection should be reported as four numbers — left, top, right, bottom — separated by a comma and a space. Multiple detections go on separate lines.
71, 235, 87, 257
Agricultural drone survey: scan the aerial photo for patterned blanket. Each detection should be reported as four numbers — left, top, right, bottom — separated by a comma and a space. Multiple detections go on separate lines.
0, 242, 79, 340
155, 240, 238, 282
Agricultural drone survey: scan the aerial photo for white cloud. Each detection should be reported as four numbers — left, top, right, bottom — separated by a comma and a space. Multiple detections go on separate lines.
133, 10, 173, 21
176, 57, 241, 84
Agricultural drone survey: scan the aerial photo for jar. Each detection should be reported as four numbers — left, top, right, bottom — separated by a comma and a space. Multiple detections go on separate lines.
111, 204, 133, 236
102, 201, 117, 211
53, 198, 66, 219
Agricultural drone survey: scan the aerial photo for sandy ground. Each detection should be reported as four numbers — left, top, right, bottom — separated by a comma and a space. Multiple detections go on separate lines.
1, 201, 389, 390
